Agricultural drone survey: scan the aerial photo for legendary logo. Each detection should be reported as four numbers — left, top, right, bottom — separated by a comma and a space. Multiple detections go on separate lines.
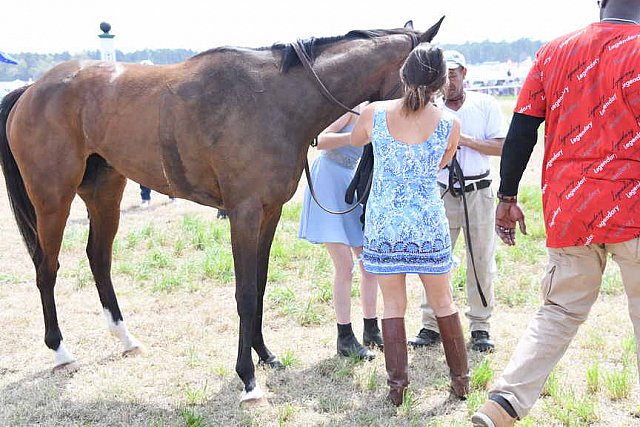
598, 205, 620, 228
571, 122, 593, 144
623, 73, 640, 89
599, 94, 617, 117
593, 154, 616, 174
551, 87, 570, 111
624, 132, 640, 150
608, 34, 640, 51
626, 181, 640, 199
546, 149, 564, 170
565, 176, 587, 200
518, 104, 532, 114
549, 206, 562, 227
577, 58, 599, 81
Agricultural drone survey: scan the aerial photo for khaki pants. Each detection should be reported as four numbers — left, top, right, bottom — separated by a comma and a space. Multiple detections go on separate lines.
420, 186, 496, 332
491, 238, 640, 418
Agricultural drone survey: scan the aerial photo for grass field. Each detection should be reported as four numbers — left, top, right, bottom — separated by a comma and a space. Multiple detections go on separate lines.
1, 98, 639, 426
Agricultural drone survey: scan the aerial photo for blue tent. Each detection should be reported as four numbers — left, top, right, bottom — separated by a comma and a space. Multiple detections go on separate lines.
0, 51, 18, 65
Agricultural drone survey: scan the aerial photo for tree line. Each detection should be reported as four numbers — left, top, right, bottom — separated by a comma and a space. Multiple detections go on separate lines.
0, 49, 197, 81
1, 39, 544, 82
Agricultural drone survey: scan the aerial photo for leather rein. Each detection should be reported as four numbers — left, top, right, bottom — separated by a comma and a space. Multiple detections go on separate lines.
294, 33, 418, 215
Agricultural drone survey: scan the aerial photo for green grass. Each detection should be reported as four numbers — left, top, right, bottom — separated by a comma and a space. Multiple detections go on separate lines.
603, 368, 633, 401
279, 349, 299, 368
621, 335, 637, 369
470, 357, 494, 390
61, 225, 89, 252
180, 407, 207, 427
184, 382, 209, 406
466, 389, 485, 415
586, 362, 600, 394
363, 366, 378, 391
541, 369, 559, 398
398, 388, 420, 418
276, 403, 299, 426
544, 388, 599, 426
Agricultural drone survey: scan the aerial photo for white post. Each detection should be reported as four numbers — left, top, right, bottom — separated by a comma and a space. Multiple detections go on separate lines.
98, 22, 116, 62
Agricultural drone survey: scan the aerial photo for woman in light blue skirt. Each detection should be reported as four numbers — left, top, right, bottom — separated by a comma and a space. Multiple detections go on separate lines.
299, 104, 381, 360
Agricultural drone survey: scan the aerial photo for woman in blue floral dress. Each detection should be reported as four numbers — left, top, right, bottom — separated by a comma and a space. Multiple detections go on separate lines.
351, 43, 469, 405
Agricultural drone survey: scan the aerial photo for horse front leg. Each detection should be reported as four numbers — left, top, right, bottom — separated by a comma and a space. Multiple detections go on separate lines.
228, 199, 264, 402
254, 204, 283, 369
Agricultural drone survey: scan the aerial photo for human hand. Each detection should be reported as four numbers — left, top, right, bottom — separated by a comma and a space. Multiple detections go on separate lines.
458, 134, 473, 147
495, 201, 527, 246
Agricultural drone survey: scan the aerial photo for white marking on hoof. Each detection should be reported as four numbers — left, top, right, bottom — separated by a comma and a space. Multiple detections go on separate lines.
53, 341, 76, 368
103, 308, 143, 353
240, 383, 265, 403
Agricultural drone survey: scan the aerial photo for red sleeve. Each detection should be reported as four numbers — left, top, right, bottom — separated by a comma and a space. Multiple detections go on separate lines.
514, 53, 546, 118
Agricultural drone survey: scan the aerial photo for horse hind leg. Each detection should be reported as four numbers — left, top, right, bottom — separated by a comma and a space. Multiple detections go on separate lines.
29, 186, 79, 371
77, 155, 143, 356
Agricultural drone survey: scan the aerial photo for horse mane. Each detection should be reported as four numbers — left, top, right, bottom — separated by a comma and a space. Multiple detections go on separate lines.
191, 28, 416, 73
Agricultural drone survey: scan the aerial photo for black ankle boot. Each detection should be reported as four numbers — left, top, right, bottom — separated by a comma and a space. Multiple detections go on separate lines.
337, 323, 375, 360
363, 317, 384, 350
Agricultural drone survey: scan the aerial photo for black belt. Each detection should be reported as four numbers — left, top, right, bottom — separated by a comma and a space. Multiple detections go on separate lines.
439, 179, 491, 193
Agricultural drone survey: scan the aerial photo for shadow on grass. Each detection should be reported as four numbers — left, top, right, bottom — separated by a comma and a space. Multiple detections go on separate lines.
0, 368, 172, 426
0, 344, 490, 426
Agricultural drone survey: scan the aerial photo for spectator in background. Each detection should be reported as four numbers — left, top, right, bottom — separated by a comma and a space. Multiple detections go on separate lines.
139, 184, 176, 208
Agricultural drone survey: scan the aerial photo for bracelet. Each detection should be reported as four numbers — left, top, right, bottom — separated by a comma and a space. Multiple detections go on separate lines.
497, 193, 517, 203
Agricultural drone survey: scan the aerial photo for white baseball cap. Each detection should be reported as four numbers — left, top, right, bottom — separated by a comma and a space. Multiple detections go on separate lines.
444, 50, 466, 69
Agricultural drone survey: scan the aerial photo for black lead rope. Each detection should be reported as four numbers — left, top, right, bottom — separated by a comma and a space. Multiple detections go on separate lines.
304, 139, 373, 215
294, 33, 419, 216
446, 154, 489, 308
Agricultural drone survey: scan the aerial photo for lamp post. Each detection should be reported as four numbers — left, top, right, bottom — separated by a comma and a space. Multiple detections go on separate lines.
98, 22, 116, 62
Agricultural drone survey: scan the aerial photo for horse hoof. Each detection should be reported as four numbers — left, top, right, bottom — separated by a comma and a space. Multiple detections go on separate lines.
52, 361, 79, 374
122, 346, 145, 357
258, 356, 284, 370
240, 384, 266, 405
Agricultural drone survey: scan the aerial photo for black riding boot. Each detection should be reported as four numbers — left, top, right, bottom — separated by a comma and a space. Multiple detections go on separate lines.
363, 317, 384, 350
337, 323, 375, 360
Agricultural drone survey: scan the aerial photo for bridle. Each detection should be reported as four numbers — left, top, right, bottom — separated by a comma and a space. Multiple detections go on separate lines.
295, 33, 419, 215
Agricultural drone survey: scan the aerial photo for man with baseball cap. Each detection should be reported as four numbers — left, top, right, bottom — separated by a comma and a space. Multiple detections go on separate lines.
445, 50, 467, 69
409, 50, 506, 353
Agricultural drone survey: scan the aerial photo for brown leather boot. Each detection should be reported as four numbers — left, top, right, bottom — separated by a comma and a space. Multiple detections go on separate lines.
471, 400, 516, 426
381, 318, 409, 406
437, 312, 470, 398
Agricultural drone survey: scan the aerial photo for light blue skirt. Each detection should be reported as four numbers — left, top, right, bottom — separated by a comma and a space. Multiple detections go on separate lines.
298, 155, 364, 247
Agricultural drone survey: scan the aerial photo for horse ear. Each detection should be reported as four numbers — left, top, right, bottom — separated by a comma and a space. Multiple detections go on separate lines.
404, 20, 414, 30
418, 16, 445, 43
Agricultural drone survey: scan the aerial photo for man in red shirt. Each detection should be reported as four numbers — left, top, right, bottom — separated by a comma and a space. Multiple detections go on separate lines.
472, 1, 640, 426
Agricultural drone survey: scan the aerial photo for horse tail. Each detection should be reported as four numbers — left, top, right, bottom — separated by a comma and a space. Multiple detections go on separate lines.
0, 85, 40, 261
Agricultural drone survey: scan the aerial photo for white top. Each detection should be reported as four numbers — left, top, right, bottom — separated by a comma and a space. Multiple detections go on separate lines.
437, 90, 506, 186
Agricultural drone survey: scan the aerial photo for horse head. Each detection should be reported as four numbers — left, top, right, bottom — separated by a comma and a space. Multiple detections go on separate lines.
375, 16, 446, 102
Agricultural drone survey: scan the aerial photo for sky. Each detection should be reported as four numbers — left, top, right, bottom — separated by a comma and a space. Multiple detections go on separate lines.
2, 1, 599, 54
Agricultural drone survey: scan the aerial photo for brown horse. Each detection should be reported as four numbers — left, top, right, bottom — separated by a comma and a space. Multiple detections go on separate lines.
0, 18, 443, 401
